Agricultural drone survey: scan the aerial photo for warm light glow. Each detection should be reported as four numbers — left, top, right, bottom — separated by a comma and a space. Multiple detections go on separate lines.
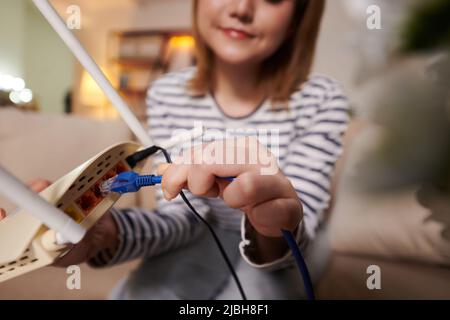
80, 71, 105, 106
165, 35, 196, 72
9, 91, 21, 104
11, 78, 25, 91
79, 67, 119, 120
167, 35, 195, 50
19, 89, 33, 103
9, 88, 33, 104
0, 74, 27, 92
0, 75, 13, 90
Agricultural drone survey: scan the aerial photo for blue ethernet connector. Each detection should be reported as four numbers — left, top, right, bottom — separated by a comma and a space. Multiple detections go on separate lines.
100, 171, 235, 195
100, 171, 162, 194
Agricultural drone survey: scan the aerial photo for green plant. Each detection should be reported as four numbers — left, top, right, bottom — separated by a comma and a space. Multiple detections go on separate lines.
402, 0, 450, 52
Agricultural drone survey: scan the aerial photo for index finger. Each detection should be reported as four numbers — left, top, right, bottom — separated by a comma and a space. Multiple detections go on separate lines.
181, 138, 278, 176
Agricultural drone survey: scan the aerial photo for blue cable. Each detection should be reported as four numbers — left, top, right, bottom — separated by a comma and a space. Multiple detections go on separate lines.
101, 171, 162, 194
282, 229, 315, 300
104, 170, 315, 300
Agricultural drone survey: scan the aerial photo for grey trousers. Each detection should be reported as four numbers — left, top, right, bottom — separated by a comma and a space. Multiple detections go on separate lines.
108, 223, 330, 300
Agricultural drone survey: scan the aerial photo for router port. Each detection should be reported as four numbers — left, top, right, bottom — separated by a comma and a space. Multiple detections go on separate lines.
116, 161, 128, 173
74, 161, 129, 215
75, 190, 101, 216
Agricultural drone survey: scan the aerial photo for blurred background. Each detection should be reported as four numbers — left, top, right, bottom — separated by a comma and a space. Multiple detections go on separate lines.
0, 0, 449, 299
0, 0, 413, 120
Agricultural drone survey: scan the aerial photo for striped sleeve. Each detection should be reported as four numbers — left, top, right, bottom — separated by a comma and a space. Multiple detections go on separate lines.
239, 77, 351, 270
287, 79, 350, 238
89, 195, 209, 267
89, 78, 210, 267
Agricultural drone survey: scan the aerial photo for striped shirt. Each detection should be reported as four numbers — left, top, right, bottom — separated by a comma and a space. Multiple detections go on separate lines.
90, 67, 350, 270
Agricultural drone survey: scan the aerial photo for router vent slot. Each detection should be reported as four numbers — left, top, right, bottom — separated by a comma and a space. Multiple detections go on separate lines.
52, 148, 131, 222
0, 248, 39, 277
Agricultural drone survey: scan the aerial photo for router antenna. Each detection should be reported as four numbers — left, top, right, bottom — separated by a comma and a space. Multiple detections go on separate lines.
0, 166, 86, 244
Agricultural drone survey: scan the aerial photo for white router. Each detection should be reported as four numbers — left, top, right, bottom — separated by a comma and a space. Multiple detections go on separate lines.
0, 0, 202, 283
0, 142, 143, 282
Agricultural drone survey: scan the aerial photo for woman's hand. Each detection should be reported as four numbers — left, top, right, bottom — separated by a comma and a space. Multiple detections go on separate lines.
28, 179, 120, 267
28, 179, 120, 268
53, 211, 119, 267
157, 138, 303, 262
0, 178, 120, 267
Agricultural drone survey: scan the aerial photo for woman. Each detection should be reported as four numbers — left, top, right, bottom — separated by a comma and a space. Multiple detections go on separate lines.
1, 0, 350, 299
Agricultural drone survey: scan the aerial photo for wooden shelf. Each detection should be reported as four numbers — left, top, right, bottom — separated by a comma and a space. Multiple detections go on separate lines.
108, 28, 195, 123
112, 57, 160, 69
119, 88, 147, 97
111, 29, 190, 38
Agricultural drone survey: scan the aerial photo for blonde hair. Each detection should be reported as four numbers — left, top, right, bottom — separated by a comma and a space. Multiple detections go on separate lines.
188, 0, 326, 107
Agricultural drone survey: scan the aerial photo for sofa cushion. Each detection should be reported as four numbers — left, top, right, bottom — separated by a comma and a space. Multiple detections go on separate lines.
316, 253, 450, 299
329, 124, 450, 266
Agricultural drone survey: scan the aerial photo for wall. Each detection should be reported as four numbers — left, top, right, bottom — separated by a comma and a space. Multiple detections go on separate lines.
0, 0, 26, 78
0, 0, 73, 113
24, 1, 73, 113
314, 0, 361, 95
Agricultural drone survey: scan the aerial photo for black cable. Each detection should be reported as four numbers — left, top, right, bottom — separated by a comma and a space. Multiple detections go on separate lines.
153, 146, 247, 300
126, 145, 159, 168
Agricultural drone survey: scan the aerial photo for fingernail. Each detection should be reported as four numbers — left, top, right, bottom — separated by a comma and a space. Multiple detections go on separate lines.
162, 188, 173, 201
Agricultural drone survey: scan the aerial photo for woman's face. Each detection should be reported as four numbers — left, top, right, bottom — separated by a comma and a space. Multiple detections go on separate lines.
197, 0, 296, 66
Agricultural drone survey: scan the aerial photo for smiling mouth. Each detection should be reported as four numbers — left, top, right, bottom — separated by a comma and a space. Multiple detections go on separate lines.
220, 27, 256, 40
